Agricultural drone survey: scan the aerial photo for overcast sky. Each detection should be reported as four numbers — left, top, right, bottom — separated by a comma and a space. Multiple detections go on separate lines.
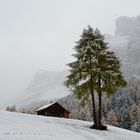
0, 0, 140, 104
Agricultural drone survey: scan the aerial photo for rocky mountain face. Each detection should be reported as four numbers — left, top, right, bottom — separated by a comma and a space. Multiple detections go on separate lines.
106, 15, 140, 79
115, 16, 140, 37
13, 70, 71, 108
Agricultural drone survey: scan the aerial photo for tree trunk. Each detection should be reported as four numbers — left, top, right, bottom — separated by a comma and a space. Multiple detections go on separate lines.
89, 53, 97, 129
98, 76, 102, 128
90, 73, 97, 128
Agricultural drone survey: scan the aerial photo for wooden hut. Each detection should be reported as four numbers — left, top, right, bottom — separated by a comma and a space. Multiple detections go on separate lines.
36, 102, 70, 118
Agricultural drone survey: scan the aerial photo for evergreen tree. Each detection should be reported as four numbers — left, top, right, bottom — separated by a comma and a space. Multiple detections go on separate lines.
108, 110, 119, 126
66, 26, 98, 128
91, 29, 127, 129
137, 104, 140, 122
6, 105, 17, 112
66, 26, 127, 130
130, 104, 138, 124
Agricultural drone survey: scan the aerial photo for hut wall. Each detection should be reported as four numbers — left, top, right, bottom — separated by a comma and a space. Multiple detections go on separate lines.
64, 111, 69, 118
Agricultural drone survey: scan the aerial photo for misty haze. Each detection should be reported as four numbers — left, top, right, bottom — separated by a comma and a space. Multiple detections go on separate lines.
0, 0, 140, 139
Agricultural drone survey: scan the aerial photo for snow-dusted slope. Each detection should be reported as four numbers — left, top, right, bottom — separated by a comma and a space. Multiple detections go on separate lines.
13, 70, 70, 107
0, 110, 139, 140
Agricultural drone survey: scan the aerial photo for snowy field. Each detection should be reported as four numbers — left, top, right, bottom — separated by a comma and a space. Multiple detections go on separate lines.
0, 110, 140, 140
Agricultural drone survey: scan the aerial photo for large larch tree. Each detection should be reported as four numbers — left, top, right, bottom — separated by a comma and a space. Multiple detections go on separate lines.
66, 26, 127, 130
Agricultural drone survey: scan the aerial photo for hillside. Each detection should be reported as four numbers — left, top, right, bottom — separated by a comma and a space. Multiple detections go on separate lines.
0, 110, 140, 140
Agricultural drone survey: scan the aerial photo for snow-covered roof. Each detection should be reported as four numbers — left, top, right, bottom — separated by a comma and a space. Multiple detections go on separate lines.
36, 102, 56, 112
36, 102, 70, 112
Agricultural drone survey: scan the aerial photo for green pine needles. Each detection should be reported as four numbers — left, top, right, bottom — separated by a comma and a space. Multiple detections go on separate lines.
65, 26, 127, 130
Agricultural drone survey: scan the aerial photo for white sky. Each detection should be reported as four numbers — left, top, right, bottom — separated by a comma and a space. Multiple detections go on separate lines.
0, 0, 140, 104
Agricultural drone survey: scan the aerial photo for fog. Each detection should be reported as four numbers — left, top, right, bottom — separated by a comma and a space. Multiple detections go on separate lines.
0, 0, 140, 105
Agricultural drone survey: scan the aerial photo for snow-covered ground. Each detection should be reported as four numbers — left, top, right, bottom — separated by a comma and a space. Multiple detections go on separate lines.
0, 110, 140, 140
